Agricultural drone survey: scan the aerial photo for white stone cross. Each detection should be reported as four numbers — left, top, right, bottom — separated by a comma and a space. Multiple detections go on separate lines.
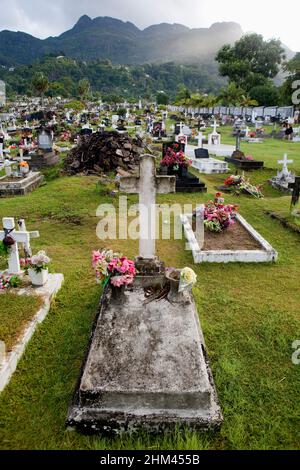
0, 218, 39, 274
197, 132, 203, 148
120, 155, 175, 259
279, 154, 293, 176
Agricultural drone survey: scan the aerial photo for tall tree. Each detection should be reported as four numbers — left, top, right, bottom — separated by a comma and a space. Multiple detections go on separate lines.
216, 34, 285, 92
77, 78, 90, 99
32, 72, 49, 104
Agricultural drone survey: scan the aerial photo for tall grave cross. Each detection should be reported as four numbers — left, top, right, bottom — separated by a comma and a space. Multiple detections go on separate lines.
120, 155, 175, 260
0, 218, 39, 274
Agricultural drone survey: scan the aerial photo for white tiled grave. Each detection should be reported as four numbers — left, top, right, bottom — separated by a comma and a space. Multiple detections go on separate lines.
181, 209, 278, 264
203, 144, 235, 158
0, 274, 64, 392
186, 145, 228, 174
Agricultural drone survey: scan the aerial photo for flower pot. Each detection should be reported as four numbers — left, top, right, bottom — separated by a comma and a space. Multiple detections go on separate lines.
160, 165, 168, 176
165, 269, 187, 303
28, 268, 48, 287
110, 282, 126, 301
178, 166, 188, 178
20, 166, 29, 176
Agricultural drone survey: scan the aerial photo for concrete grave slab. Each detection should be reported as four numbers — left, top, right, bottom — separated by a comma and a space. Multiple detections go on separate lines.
0, 171, 44, 196
67, 281, 222, 434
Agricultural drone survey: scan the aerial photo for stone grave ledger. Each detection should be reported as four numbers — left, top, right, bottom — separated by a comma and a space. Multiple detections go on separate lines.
66, 285, 222, 434
67, 154, 222, 434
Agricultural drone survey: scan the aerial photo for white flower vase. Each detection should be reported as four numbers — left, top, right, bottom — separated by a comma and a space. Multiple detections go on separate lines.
28, 268, 48, 287
20, 167, 29, 176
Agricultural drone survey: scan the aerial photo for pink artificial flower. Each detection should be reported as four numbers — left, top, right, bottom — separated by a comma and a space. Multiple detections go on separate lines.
92, 250, 104, 267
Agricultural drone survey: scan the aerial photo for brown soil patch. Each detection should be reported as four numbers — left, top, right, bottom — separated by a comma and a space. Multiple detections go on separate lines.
192, 219, 262, 251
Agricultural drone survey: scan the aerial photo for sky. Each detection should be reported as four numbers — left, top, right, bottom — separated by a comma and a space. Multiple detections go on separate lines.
0, 0, 299, 51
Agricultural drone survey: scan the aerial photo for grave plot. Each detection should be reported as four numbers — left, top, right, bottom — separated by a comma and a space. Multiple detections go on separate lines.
0, 171, 44, 197
186, 146, 229, 175
0, 217, 64, 392
181, 206, 278, 264
67, 155, 222, 434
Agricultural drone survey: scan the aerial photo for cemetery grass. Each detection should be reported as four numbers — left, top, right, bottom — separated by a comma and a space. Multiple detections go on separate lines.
0, 294, 43, 351
0, 136, 300, 449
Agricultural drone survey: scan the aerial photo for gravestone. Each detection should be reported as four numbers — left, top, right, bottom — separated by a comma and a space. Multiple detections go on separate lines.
29, 127, 59, 170
67, 155, 222, 434
225, 130, 264, 171
120, 155, 175, 267
270, 154, 295, 192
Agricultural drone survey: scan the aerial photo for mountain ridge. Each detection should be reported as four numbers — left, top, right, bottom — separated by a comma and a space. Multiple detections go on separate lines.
0, 16, 244, 66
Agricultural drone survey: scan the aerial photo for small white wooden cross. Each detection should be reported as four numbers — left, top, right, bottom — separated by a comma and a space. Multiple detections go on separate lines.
120, 155, 175, 259
279, 154, 293, 175
0, 218, 39, 274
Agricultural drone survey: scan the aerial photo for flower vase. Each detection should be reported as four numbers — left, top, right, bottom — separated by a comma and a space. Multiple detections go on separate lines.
178, 166, 188, 178
28, 268, 48, 287
20, 167, 29, 176
165, 270, 187, 303
110, 280, 126, 301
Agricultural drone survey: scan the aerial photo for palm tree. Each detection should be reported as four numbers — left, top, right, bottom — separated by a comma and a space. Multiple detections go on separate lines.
32, 72, 49, 106
218, 83, 245, 106
78, 79, 91, 100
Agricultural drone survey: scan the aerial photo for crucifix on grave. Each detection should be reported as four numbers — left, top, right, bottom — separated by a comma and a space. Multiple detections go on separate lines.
208, 120, 221, 146
289, 177, 300, 210
120, 155, 175, 273
0, 218, 39, 274
279, 154, 293, 178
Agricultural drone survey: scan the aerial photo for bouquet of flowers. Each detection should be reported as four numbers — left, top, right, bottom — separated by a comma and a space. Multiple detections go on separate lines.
92, 249, 136, 288
199, 194, 238, 233
161, 148, 192, 171
21, 251, 51, 274
179, 267, 197, 293
224, 175, 263, 198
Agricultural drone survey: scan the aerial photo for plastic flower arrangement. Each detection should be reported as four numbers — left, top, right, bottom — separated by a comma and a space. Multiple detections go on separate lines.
20, 161, 29, 168
0, 274, 21, 290
202, 193, 238, 233
20, 257, 32, 274
161, 148, 192, 171
92, 249, 136, 288
29, 251, 51, 273
224, 175, 263, 198
179, 267, 197, 293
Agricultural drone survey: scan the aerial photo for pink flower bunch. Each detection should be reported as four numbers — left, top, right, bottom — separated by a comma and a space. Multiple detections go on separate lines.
161, 149, 191, 169
245, 155, 254, 161
20, 257, 32, 273
92, 250, 136, 288
203, 195, 238, 232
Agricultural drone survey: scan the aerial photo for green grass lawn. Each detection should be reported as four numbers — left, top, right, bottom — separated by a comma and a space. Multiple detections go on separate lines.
0, 129, 300, 450
0, 294, 43, 352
